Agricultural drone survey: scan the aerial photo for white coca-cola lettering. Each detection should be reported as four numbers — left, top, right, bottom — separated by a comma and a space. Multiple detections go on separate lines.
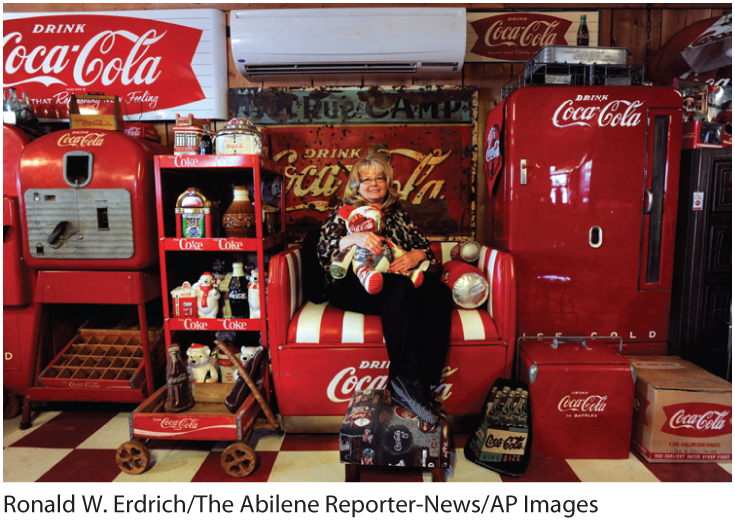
126, 127, 142, 136
326, 367, 388, 402
182, 318, 207, 330
221, 319, 249, 331
4, 29, 165, 88
160, 417, 199, 430
174, 155, 200, 167
33, 24, 86, 34
217, 239, 245, 250
485, 20, 560, 48
668, 409, 729, 431
327, 365, 456, 403
348, 220, 375, 233
485, 126, 500, 163
57, 132, 105, 147
214, 156, 241, 167
552, 99, 644, 129
68, 381, 101, 389
558, 394, 608, 412
178, 239, 204, 251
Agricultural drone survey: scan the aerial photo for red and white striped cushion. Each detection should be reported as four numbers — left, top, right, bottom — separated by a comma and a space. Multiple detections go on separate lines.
287, 301, 499, 345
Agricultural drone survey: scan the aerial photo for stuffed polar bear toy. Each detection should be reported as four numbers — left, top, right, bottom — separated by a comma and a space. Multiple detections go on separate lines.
186, 344, 219, 383
330, 205, 428, 295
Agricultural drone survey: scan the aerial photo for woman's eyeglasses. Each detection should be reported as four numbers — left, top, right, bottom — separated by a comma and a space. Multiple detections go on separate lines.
360, 176, 386, 185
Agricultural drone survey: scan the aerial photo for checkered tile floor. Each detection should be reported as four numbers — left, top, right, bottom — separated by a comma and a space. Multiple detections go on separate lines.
3, 404, 732, 483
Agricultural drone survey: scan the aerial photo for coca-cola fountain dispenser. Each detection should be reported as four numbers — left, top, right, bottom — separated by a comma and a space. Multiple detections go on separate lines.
15, 127, 170, 427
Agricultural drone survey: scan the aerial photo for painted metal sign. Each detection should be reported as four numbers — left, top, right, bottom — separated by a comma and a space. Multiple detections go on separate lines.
230, 86, 478, 241
3, 9, 228, 121
466, 11, 600, 63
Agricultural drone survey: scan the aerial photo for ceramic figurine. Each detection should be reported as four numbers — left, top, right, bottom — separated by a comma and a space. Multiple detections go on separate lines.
186, 343, 219, 383
248, 269, 260, 318
192, 272, 220, 318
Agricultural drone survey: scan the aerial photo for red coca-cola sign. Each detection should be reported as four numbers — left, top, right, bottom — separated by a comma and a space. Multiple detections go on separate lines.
661, 403, 732, 437
3, 14, 204, 117
470, 13, 572, 61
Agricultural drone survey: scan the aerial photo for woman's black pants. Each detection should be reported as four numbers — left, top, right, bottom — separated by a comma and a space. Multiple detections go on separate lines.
327, 270, 453, 387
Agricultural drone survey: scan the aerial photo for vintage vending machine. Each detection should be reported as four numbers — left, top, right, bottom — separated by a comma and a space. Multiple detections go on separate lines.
485, 48, 683, 355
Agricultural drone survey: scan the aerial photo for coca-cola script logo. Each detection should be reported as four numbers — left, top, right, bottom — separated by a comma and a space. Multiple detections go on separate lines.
661, 403, 732, 438
558, 392, 608, 414
470, 13, 572, 61
552, 97, 644, 129
57, 131, 105, 147
3, 15, 204, 116
160, 417, 199, 431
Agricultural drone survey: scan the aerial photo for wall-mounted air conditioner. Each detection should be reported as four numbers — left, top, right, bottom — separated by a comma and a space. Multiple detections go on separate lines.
230, 8, 467, 78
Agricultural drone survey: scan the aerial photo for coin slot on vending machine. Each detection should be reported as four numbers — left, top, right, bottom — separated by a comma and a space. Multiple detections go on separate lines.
97, 207, 109, 230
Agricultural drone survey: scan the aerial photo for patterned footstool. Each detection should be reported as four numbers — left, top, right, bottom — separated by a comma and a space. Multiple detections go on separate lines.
339, 389, 452, 482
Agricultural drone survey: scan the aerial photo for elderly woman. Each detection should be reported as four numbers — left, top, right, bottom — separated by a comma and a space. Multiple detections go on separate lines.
317, 153, 453, 425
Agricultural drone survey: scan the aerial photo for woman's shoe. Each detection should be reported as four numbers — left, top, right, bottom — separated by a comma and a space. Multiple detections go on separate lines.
388, 374, 439, 426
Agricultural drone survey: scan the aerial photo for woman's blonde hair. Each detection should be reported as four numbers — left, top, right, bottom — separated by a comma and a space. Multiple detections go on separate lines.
343, 153, 400, 211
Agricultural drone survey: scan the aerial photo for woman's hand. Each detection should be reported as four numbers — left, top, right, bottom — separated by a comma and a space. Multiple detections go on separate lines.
340, 232, 384, 256
389, 249, 426, 274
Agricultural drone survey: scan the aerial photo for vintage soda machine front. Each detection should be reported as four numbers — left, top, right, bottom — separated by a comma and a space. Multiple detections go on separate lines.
14, 128, 169, 426
18, 129, 165, 271
486, 86, 682, 354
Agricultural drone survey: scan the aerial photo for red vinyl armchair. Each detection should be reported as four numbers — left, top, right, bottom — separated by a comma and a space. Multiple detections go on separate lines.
267, 241, 516, 432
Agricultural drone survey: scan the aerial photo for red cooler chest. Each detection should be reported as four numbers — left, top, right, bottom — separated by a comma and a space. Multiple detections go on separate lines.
519, 338, 636, 459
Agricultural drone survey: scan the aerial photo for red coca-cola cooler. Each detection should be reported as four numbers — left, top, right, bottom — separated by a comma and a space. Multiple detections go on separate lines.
518, 338, 636, 459
485, 69, 682, 354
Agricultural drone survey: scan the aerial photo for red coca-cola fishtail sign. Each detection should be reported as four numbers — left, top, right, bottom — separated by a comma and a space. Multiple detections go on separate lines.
470, 12, 573, 62
661, 403, 732, 438
3, 15, 205, 118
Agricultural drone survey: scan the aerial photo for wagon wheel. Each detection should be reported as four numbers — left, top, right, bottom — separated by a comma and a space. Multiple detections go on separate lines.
221, 442, 258, 478
3, 388, 21, 420
116, 440, 151, 475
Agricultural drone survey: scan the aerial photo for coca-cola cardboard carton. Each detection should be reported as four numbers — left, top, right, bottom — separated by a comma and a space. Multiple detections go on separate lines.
627, 356, 732, 463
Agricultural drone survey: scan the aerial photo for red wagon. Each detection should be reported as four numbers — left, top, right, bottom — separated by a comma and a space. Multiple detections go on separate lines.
115, 340, 280, 478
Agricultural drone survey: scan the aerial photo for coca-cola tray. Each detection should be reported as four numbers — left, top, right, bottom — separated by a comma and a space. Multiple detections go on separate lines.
38, 329, 164, 390
129, 381, 263, 442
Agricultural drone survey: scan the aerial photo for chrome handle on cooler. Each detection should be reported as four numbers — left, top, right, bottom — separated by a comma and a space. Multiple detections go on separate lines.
589, 226, 602, 248
520, 158, 527, 185
644, 190, 654, 214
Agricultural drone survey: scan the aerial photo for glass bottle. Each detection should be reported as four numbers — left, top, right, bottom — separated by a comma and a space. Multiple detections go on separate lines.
5, 88, 22, 118
222, 186, 256, 238
164, 344, 195, 413
228, 262, 250, 319
577, 15, 589, 46
21, 92, 37, 128
199, 124, 213, 155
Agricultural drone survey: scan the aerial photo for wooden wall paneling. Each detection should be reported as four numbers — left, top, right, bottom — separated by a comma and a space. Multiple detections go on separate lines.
612, 8, 650, 65
598, 8, 613, 47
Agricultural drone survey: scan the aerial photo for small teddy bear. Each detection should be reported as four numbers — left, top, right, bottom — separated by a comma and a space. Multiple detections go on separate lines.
186, 343, 219, 383
330, 205, 427, 295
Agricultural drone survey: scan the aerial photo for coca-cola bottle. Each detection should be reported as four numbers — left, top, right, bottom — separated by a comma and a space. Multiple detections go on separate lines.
229, 262, 250, 319
577, 15, 589, 46
165, 344, 195, 413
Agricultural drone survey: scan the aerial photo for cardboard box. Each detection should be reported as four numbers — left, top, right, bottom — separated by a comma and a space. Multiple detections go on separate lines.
628, 356, 732, 463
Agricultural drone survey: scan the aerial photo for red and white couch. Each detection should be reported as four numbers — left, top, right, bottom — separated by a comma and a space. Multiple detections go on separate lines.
267, 241, 516, 432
